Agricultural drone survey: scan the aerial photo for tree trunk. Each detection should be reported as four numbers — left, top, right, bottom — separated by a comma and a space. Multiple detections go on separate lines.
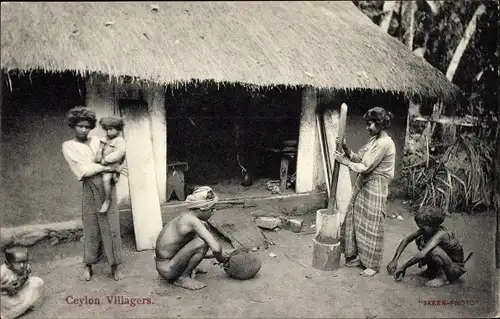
408, 1, 415, 51
379, 1, 398, 33
496, 92, 500, 270
446, 4, 487, 82
495, 0, 500, 271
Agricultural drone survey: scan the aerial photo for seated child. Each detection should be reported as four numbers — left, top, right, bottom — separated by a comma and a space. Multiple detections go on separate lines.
386, 206, 472, 287
1, 246, 44, 319
95, 116, 126, 213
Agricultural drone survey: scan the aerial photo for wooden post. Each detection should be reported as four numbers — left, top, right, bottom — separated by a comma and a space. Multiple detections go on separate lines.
145, 85, 167, 204
279, 156, 289, 192
85, 75, 130, 207
296, 87, 318, 193
120, 84, 163, 251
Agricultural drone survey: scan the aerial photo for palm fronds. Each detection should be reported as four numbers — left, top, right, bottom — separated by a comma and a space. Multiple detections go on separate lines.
408, 133, 494, 213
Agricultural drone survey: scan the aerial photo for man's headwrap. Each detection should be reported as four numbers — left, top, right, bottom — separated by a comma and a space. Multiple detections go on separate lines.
185, 186, 219, 211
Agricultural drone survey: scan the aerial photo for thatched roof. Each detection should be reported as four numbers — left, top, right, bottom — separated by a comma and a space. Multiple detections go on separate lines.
1, 1, 460, 100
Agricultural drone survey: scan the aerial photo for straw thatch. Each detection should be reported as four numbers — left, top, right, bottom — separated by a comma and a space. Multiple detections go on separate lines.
1, 1, 460, 100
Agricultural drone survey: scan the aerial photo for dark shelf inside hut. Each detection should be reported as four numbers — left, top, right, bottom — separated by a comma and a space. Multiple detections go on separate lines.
165, 82, 301, 200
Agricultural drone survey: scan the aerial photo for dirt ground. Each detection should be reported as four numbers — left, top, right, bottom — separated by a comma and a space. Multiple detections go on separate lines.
19, 199, 498, 318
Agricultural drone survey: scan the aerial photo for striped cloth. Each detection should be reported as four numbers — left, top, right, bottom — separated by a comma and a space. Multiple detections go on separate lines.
341, 174, 388, 271
81, 174, 123, 266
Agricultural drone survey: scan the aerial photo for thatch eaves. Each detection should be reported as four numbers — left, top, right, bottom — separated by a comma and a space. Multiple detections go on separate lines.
1, 1, 460, 101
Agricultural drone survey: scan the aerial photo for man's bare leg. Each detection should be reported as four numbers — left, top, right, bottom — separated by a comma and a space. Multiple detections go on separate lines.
191, 267, 207, 279
156, 237, 209, 290
99, 173, 113, 213
173, 247, 208, 290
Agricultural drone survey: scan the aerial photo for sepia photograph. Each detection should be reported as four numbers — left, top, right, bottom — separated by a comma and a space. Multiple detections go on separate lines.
0, 1, 498, 318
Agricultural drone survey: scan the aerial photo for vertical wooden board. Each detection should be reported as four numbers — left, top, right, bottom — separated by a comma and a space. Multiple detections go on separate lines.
85, 75, 130, 208
146, 85, 167, 204
121, 101, 163, 251
296, 87, 318, 193
323, 109, 351, 222
279, 157, 289, 192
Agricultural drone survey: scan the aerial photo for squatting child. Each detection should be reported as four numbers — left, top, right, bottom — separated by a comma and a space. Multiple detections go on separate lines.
95, 116, 126, 213
386, 206, 472, 287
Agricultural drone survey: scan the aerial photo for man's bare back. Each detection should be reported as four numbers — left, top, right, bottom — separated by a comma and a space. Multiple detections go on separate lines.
155, 215, 197, 260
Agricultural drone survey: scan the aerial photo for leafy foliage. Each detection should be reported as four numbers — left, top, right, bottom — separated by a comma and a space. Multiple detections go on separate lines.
354, 0, 498, 119
354, 0, 499, 213
408, 133, 494, 213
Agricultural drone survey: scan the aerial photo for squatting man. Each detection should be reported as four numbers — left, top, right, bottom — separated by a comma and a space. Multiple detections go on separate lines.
154, 186, 234, 290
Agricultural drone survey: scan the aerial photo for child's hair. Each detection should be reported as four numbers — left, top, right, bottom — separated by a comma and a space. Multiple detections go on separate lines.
4, 246, 28, 263
414, 206, 446, 227
99, 116, 125, 131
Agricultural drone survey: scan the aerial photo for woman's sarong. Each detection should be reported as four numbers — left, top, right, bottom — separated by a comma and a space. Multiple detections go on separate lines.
341, 174, 388, 271
81, 174, 123, 266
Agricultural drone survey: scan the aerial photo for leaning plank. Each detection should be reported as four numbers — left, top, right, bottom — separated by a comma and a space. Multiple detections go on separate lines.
208, 209, 272, 250
121, 101, 163, 251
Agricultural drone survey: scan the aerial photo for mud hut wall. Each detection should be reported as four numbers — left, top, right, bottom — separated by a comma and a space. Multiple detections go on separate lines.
0, 72, 166, 235
0, 72, 88, 227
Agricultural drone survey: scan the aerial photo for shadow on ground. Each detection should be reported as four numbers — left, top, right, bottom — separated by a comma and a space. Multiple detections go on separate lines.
21, 200, 498, 318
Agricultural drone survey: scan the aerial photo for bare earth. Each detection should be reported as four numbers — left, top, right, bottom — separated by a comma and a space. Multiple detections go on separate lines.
22, 200, 497, 318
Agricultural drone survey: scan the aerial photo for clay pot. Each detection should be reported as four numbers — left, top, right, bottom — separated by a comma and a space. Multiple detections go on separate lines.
241, 171, 253, 186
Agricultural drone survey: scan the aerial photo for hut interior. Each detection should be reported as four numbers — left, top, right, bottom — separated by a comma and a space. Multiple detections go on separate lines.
165, 82, 302, 201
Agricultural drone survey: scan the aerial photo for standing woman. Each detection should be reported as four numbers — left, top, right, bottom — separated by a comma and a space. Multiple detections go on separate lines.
334, 107, 396, 277
62, 106, 124, 281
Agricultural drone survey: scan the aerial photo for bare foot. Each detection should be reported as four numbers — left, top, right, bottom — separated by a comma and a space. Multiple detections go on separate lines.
173, 276, 207, 290
99, 200, 110, 213
82, 266, 92, 281
360, 268, 377, 277
425, 275, 449, 287
112, 269, 124, 281
417, 268, 439, 278
346, 258, 361, 268
191, 267, 207, 279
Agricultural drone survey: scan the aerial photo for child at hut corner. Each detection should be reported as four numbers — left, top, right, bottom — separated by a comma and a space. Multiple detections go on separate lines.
386, 206, 472, 288
1, 247, 44, 319
95, 116, 126, 213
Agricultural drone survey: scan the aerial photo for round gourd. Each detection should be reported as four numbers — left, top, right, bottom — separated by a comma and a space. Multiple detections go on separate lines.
223, 252, 261, 280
